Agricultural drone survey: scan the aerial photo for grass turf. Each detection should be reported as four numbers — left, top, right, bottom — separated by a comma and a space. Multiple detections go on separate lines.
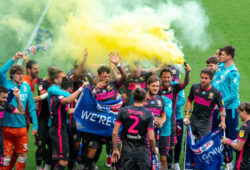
3, 0, 250, 169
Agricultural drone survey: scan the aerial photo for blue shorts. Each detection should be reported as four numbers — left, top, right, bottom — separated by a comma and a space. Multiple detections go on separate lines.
212, 109, 238, 140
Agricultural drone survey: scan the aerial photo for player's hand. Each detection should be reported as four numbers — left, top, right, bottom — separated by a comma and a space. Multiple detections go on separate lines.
12, 51, 24, 60
184, 63, 191, 73
94, 81, 106, 90
183, 116, 190, 126
82, 82, 89, 87
219, 121, 226, 129
109, 51, 120, 65
112, 149, 120, 163
13, 87, 20, 98
29, 46, 37, 55
32, 130, 38, 136
153, 147, 159, 155
23, 55, 29, 64
154, 117, 161, 128
83, 48, 88, 58
221, 137, 229, 145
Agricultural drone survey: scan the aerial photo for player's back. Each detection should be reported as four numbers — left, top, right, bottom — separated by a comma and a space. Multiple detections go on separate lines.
118, 105, 154, 151
50, 95, 68, 132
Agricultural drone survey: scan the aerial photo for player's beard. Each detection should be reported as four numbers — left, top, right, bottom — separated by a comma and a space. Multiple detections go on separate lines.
201, 81, 210, 89
31, 71, 39, 79
149, 89, 157, 98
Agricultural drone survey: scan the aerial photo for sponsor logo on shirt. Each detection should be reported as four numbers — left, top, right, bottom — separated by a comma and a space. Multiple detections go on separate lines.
194, 95, 211, 106
95, 90, 115, 101
239, 130, 245, 138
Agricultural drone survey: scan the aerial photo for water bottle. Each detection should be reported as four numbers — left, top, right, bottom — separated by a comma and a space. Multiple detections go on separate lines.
152, 154, 159, 170
222, 144, 232, 163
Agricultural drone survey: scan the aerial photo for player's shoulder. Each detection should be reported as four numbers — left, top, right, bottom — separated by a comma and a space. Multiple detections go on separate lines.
53, 95, 64, 101
211, 86, 222, 96
191, 83, 201, 89
161, 95, 171, 103
120, 106, 129, 112
241, 120, 250, 131
39, 79, 50, 87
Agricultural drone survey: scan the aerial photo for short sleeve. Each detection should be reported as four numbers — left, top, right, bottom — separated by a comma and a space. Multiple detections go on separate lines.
147, 112, 154, 130
114, 80, 122, 89
5, 102, 16, 113
215, 91, 225, 110
116, 109, 123, 125
188, 85, 195, 102
161, 97, 166, 116
173, 83, 183, 92
58, 95, 66, 104
238, 124, 249, 141
38, 82, 47, 93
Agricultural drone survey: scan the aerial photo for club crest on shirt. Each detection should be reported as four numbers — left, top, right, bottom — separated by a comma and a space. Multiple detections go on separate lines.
168, 87, 172, 92
107, 85, 113, 91
201, 91, 206, 95
134, 79, 139, 82
239, 130, 245, 138
84, 77, 89, 82
38, 85, 43, 91
23, 86, 27, 92
208, 92, 214, 99
157, 100, 162, 107
139, 77, 144, 82
162, 90, 166, 94
151, 101, 155, 104
172, 69, 176, 74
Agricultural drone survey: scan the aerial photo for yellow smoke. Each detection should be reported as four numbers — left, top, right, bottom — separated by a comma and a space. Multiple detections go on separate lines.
49, 0, 184, 68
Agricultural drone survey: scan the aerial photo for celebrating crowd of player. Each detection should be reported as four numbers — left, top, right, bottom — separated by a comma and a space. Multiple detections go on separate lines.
0, 44, 248, 170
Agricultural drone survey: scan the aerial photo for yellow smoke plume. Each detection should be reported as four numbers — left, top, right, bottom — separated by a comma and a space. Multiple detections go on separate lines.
50, 0, 185, 68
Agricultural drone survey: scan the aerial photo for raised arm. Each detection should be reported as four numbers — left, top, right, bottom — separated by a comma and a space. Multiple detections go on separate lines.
12, 87, 25, 114
109, 52, 127, 84
61, 82, 89, 104
180, 63, 191, 89
0, 52, 23, 86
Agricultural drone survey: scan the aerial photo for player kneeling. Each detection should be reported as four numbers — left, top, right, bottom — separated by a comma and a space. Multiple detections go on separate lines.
112, 88, 158, 170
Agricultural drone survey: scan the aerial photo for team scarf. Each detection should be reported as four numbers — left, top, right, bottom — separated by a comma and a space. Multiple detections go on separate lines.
185, 125, 223, 170
74, 86, 122, 137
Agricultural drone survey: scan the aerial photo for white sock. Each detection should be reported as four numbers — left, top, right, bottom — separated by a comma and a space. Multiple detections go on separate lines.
36, 166, 41, 170
44, 164, 50, 170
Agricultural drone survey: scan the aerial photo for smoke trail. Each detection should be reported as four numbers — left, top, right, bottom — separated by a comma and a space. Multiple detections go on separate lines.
0, 0, 210, 72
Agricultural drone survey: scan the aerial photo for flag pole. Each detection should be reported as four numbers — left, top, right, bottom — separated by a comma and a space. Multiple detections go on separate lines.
183, 126, 187, 170
18, 0, 51, 65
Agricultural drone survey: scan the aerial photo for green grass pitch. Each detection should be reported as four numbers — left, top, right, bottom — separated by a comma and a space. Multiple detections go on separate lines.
1, 0, 249, 169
